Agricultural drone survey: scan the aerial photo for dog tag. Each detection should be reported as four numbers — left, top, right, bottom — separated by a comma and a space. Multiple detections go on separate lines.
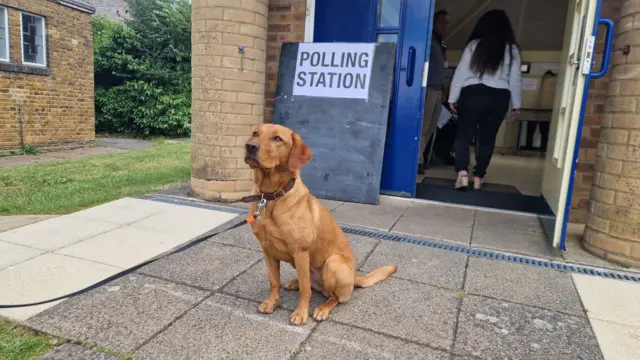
246, 215, 256, 224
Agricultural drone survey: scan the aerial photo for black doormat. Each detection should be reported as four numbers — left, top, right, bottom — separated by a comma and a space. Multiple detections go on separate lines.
415, 182, 554, 215
421, 177, 521, 194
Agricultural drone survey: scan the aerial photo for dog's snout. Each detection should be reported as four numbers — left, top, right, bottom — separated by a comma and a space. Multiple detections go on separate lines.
245, 142, 260, 154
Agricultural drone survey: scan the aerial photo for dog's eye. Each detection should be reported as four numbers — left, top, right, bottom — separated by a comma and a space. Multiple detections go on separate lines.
252, 131, 259, 137
273, 136, 283, 142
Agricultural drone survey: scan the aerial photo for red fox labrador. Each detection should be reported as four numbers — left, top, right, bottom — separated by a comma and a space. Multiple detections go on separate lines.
243, 123, 397, 325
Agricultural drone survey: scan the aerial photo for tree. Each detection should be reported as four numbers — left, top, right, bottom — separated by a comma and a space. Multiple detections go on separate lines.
93, 0, 192, 137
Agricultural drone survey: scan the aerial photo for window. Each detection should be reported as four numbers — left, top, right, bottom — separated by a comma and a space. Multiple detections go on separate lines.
21, 12, 46, 66
0, 7, 8, 62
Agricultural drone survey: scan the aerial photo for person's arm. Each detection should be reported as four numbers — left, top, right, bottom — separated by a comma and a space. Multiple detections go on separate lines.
509, 46, 522, 110
448, 43, 473, 108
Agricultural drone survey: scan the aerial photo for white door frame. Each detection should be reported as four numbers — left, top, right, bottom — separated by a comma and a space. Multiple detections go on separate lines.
304, 0, 316, 42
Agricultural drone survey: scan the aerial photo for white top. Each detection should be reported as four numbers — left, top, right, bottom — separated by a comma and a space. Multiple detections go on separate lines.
448, 40, 522, 109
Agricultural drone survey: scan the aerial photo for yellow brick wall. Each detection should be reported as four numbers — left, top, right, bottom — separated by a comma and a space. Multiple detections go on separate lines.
0, 0, 95, 151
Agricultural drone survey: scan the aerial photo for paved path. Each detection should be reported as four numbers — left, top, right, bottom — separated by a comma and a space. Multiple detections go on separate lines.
1, 196, 638, 359
0, 197, 237, 321
0, 147, 123, 168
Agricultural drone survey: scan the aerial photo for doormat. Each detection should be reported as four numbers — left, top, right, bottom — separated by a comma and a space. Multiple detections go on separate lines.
415, 183, 554, 215
421, 177, 521, 194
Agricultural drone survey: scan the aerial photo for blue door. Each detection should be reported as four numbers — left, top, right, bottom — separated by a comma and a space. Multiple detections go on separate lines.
315, 0, 435, 197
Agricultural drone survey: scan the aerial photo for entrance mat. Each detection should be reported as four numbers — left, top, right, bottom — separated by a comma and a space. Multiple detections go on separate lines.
421, 177, 521, 194
415, 183, 554, 216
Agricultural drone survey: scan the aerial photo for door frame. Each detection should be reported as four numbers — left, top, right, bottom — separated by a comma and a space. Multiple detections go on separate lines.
557, 0, 613, 250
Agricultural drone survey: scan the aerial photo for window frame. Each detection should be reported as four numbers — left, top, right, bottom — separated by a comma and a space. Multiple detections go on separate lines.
0, 7, 9, 62
20, 11, 47, 67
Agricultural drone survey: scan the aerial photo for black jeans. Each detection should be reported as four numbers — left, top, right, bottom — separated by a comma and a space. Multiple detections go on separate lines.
454, 84, 510, 178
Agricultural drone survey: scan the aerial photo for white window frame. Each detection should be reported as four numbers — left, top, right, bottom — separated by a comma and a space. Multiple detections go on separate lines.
20, 11, 47, 67
0, 7, 9, 62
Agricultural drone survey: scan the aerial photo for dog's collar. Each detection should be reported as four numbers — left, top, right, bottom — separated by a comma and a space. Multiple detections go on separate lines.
240, 178, 296, 203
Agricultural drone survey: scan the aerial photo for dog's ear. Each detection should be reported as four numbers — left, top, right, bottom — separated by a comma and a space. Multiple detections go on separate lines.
288, 132, 313, 171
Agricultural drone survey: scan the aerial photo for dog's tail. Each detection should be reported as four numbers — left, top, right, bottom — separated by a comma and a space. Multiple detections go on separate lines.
355, 265, 398, 288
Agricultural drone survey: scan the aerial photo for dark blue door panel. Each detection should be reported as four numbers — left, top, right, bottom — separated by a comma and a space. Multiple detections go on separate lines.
314, 0, 375, 43
380, 0, 433, 196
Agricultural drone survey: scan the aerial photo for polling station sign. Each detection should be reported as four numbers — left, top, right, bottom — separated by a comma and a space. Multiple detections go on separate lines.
293, 43, 375, 100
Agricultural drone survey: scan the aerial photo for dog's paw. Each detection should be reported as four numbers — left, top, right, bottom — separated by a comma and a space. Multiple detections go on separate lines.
312, 305, 331, 322
284, 279, 299, 291
257, 299, 278, 314
290, 307, 309, 326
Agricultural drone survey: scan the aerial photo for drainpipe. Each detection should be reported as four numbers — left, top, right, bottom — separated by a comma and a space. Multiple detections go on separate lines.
19, 103, 24, 147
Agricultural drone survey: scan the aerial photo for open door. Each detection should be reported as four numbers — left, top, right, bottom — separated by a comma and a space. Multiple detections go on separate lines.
542, 0, 614, 249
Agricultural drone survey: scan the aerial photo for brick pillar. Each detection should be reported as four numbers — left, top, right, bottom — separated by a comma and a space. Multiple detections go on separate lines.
583, 0, 640, 267
190, 0, 268, 201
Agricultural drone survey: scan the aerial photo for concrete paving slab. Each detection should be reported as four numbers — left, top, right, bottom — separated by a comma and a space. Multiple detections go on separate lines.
222, 234, 380, 312
572, 274, 640, 327
330, 277, 459, 351
471, 226, 560, 258
454, 295, 603, 360
39, 344, 121, 359
590, 319, 640, 360
55, 226, 188, 268
27, 274, 209, 354
391, 215, 473, 245
0, 253, 121, 321
222, 260, 327, 312
138, 242, 263, 290
209, 221, 262, 251
404, 202, 475, 223
131, 205, 238, 239
72, 198, 175, 225
474, 211, 544, 233
297, 321, 450, 360
0, 215, 57, 232
0, 215, 122, 251
360, 241, 467, 290
135, 293, 313, 360
332, 202, 408, 231
465, 258, 585, 316
96, 137, 153, 150
0, 241, 43, 270
320, 199, 344, 211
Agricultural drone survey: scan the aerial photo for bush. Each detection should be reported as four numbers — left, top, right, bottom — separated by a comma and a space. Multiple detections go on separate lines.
93, 0, 192, 137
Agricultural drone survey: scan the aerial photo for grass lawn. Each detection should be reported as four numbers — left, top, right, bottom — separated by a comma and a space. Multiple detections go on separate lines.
0, 319, 57, 360
0, 142, 191, 215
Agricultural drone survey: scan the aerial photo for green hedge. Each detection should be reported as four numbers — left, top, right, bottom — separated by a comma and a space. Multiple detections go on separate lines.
93, 0, 192, 137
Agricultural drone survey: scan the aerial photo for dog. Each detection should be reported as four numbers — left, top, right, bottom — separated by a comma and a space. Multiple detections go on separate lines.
243, 123, 397, 326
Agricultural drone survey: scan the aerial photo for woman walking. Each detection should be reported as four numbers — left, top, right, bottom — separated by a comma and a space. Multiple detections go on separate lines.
448, 9, 522, 190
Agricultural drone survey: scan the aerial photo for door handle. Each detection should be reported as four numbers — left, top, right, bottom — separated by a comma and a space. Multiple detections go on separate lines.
591, 18, 615, 79
406, 46, 416, 86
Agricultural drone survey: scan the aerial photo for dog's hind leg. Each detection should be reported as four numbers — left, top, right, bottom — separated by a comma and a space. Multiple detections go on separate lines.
312, 255, 355, 322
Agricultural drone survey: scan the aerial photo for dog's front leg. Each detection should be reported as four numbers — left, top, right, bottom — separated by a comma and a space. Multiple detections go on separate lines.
290, 251, 311, 325
258, 254, 281, 314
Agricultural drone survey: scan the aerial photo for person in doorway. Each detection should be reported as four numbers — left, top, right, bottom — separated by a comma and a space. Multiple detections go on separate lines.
448, 9, 522, 190
418, 9, 450, 175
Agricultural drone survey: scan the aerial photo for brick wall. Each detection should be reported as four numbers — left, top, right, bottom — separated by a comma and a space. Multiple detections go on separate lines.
190, 0, 268, 201
264, 0, 306, 122
570, 0, 623, 223
0, 0, 95, 151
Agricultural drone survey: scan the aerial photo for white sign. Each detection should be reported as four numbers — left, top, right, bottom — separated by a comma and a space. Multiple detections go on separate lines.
293, 43, 375, 100
523, 79, 538, 91
437, 105, 452, 129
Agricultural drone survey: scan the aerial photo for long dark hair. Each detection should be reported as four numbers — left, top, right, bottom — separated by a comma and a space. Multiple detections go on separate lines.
467, 9, 519, 77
